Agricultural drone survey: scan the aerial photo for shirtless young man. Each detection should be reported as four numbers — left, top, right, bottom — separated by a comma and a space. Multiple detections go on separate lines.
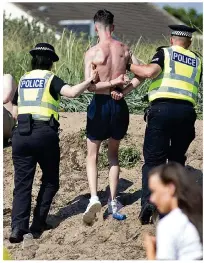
83, 9, 142, 224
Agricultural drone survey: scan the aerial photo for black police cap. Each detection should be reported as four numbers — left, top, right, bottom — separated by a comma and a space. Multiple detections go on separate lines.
168, 25, 197, 38
30, 43, 59, 62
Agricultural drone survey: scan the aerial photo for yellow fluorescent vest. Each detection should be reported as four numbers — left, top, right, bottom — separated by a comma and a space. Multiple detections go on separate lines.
148, 46, 202, 105
18, 70, 60, 121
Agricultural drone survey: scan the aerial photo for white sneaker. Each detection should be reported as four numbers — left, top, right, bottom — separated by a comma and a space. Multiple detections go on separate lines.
83, 199, 102, 224
108, 199, 123, 214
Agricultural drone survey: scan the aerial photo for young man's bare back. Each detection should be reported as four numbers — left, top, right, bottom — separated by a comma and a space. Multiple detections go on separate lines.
85, 39, 130, 95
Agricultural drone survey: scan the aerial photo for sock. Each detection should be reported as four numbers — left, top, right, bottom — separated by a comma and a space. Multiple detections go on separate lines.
90, 195, 99, 202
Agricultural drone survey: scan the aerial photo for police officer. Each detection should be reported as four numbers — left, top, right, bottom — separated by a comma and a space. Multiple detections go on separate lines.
9, 42, 125, 243
125, 25, 202, 224
9, 42, 99, 243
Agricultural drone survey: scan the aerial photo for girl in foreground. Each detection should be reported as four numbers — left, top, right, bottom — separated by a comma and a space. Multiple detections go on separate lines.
144, 162, 202, 260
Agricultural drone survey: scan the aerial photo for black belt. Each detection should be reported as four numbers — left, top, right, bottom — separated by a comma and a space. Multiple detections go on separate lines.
32, 119, 49, 124
32, 119, 50, 128
151, 98, 194, 107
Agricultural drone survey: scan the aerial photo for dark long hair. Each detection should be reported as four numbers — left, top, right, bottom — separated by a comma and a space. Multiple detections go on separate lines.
31, 55, 53, 70
149, 162, 203, 243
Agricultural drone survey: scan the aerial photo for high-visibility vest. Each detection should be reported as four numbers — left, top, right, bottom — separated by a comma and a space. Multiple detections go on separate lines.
3, 247, 12, 260
148, 45, 202, 105
18, 70, 60, 120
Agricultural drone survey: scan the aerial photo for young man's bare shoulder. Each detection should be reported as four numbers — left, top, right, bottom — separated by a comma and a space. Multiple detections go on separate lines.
85, 44, 101, 57
113, 39, 129, 48
112, 40, 130, 55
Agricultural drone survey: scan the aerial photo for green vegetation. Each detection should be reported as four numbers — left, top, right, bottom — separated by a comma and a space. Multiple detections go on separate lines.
164, 6, 203, 31
78, 129, 141, 168
98, 145, 141, 169
3, 15, 203, 117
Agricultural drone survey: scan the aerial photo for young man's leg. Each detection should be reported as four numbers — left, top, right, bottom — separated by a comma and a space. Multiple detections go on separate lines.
109, 98, 129, 216
84, 95, 111, 224
83, 138, 102, 224
108, 138, 120, 200
86, 138, 101, 197
107, 138, 124, 215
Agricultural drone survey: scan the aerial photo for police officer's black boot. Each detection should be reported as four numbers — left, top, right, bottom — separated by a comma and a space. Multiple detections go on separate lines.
30, 221, 53, 239
9, 227, 28, 243
138, 202, 156, 225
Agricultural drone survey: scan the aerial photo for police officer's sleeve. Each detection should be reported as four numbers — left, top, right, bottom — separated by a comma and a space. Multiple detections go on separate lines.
150, 49, 165, 70
50, 76, 67, 100
12, 90, 18, 105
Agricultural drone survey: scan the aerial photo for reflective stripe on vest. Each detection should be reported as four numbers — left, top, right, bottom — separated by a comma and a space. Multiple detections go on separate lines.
18, 70, 59, 120
149, 86, 197, 101
152, 73, 200, 88
148, 46, 201, 105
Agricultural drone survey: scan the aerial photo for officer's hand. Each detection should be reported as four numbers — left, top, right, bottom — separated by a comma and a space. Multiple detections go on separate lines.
143, 232, 156, 260
111, 90, 124, 100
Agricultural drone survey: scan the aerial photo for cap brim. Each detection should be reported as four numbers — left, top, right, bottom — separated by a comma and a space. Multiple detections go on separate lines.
29, 49, 59, 62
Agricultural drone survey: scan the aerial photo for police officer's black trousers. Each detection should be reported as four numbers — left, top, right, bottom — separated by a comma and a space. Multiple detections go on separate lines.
141, 100, 196, 207
11, 123, 60, 231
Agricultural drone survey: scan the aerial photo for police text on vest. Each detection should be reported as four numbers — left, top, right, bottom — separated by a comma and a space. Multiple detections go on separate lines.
172, 52, 197, 67
20, 79, 46, 89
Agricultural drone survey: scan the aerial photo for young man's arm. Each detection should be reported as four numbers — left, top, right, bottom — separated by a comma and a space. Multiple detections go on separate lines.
111, 51, 143, 100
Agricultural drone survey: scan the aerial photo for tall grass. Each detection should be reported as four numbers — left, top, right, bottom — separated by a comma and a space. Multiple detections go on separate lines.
3, 16, 203, 117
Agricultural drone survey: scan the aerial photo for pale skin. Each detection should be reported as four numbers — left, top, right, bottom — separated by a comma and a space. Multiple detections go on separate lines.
3, 74, 18, 120
144, 173, 178, 260
84, 21, 142, 201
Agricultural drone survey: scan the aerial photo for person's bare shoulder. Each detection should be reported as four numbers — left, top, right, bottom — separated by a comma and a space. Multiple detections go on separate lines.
85, 45, 96, 59
85, 44, 103, 60
86, 44, 106, 65
119, 42, 141, 65
114, 41, 131, 61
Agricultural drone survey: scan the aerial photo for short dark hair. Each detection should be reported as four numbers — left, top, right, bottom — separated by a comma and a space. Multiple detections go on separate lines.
31, 55, 53, 70
93, 9, 114, 26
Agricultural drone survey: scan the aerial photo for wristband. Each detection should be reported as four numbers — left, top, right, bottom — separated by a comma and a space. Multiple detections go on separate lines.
126, 63, 131, 71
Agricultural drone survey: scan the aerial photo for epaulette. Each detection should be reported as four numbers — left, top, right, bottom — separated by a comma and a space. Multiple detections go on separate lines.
190, 50, 202, 58
156, 46, 169, 52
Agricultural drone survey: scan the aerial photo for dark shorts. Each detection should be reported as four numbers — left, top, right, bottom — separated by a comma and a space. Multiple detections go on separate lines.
86, 94, 129, 141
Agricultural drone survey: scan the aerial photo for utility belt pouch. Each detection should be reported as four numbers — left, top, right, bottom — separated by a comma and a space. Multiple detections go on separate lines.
17, 114, 33, 135
49, 114, 60, 132
144, 106, 150, 123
